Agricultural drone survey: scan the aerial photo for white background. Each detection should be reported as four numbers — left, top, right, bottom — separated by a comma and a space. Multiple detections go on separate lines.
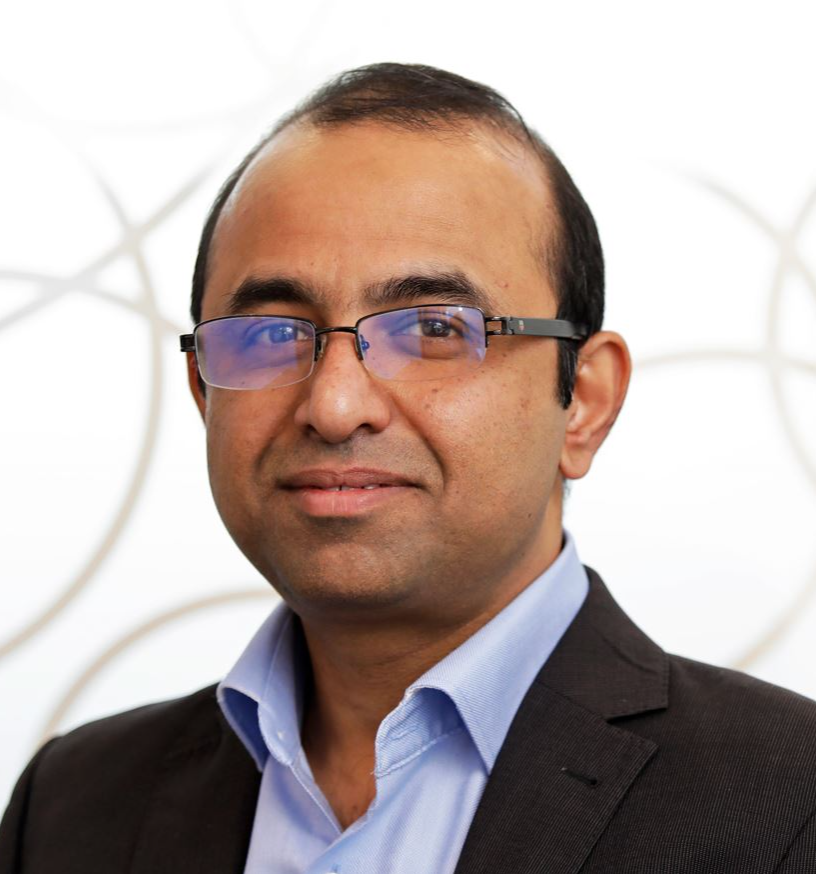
1, 0, 814, 808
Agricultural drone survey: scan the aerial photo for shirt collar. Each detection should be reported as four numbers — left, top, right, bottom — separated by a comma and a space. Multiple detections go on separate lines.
406, 530, 588, 772
218, 605, 303, 769
218, 530, 588, 774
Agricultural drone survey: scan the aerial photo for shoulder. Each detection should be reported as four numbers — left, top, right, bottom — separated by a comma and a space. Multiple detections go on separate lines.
21, 683, 226, 814
661, 653, 816, 757
605, 655, 816, 858
622, 653, 816, 827
0, 685, 230, 872
574, 568, 816, 758
669, 651, 815, 702
37, 683, 223, 774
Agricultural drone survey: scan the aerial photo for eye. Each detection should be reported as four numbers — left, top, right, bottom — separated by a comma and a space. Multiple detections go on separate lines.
266, 324, 297, 344
420, 317, 454, 338
244, 319, 311, 348
392, 311, 467, 339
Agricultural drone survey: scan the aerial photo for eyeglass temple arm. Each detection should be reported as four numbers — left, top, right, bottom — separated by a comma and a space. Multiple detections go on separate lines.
180, 334, 195, 352
485, 317, 588, 341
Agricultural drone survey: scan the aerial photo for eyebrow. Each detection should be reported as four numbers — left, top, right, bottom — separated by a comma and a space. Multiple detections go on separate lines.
363, 271, 499, 313
226, 276, 317, 315
226, 270, 500, 317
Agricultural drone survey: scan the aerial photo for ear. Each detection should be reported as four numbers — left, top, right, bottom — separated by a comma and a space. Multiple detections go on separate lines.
559, 331, 631, 481
186, 351, 207, 421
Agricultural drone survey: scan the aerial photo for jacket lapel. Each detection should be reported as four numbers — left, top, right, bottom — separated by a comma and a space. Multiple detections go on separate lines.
454, 569, 668, 874
129, 703, 261, 874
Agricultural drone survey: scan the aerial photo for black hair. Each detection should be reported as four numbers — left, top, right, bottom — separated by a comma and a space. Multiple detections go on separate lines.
190, 63, 604, 407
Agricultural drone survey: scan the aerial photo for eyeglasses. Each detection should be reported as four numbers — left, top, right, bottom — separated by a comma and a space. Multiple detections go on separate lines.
179, 305, 588, 390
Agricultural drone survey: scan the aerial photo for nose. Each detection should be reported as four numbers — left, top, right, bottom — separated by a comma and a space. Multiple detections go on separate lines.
293, 331, 392, 444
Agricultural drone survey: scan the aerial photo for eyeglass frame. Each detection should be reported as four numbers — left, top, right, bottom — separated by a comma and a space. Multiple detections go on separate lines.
179, 304, 589, 388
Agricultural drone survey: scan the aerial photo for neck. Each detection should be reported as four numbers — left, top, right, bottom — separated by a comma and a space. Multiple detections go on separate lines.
298, 605, 504, 829
300, 502, 564, 753
298, 497, 564, 827
301, 612, 488, 747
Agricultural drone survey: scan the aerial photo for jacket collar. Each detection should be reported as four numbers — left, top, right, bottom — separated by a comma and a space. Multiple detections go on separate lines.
454, 568, 668, 874
536, 566, 669, 719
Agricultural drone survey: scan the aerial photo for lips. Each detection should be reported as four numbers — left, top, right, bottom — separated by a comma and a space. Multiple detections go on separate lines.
310, 484, 388, 491
279, 467, 418, 517
280, 468, 416, 490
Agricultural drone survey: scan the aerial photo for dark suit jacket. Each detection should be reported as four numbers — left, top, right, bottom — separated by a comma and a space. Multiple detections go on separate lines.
2, 569, 816, 873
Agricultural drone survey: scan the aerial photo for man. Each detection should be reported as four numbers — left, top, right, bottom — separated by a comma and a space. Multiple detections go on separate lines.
2, 63, 815, 873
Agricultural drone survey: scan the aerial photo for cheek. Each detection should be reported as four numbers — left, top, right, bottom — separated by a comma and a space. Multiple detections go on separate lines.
406, 355, 565, 493
204, 392, 285, 495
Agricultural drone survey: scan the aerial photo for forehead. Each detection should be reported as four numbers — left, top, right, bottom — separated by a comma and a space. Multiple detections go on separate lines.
204, 122, 558, 318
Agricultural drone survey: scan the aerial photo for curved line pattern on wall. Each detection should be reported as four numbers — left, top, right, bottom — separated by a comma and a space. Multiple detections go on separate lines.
0, 164, 207, 660
638, 177, 816, 669
38, 589, 274, 743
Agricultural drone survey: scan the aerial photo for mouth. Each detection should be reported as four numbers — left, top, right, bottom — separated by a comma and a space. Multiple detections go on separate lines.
279, 468, 418, 516
304, 483, 394, 491
281, 467, 416, 490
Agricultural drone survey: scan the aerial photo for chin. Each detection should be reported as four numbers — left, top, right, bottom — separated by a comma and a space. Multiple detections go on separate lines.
279, 574, 418, 621
252, 548, 418, 617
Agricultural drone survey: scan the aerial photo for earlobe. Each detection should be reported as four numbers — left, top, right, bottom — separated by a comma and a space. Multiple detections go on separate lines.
186, 351, 207, 421
559, 331, 631, 482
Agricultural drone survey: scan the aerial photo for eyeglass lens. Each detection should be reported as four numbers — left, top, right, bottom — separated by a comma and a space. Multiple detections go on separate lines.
196, 316, 316, 389
194, 306, 487, 390
359, 306, 485, 381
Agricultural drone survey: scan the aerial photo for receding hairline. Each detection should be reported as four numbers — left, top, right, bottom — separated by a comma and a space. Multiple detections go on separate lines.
204, 115, 563, 303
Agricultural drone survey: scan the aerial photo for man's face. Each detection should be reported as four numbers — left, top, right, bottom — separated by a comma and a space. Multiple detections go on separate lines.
193, 122, 570, 629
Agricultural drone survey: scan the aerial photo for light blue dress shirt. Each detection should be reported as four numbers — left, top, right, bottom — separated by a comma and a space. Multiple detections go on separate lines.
218, 531, 589, 874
